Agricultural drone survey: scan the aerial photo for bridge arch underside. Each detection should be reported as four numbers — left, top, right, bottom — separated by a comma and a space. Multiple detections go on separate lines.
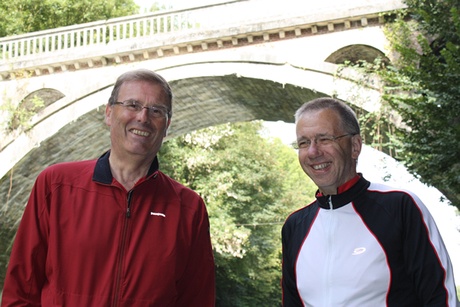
1, 73, 385, 242
0, 75, 327, 209
1, 75, 327, 219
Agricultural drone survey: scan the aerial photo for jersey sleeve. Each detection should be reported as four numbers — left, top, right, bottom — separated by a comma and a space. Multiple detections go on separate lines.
281, 218, 304, 307
401, 192, 459, 306
281, 206, 319, 307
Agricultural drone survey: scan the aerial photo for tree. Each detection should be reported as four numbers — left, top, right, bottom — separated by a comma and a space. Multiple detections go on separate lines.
159, 121, 316, 306
378, 0, 460, 210
0, 0, 139, 37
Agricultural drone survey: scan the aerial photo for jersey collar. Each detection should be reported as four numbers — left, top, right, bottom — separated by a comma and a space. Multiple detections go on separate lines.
316, 174, 369, 209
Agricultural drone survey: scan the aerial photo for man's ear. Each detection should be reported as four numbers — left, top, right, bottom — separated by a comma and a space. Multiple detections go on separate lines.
105, 104, 112, 126
351, 134, 362, 160
164, 118, 171, 137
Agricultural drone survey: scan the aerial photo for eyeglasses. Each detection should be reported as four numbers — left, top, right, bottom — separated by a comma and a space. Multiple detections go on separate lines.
113, 100, 170, 119
292, 133, 356, 150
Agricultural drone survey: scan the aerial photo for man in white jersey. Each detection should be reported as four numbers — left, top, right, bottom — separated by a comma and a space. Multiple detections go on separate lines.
282, 97, 459, 306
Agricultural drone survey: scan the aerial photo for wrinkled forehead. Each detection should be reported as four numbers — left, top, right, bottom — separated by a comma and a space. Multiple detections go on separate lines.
118, 81, 169, 104
296, 109, 343, 136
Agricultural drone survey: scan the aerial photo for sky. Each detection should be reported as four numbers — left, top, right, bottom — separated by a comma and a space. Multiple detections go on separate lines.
136, 0, 219, 12
134, 0, 366, 13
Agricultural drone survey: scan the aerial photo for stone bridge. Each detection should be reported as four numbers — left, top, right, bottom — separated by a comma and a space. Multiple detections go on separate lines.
0, 0, 406, 182
0, 0, 404, 226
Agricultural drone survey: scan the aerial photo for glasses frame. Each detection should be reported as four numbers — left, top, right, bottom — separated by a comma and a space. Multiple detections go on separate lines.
292, 133, 357, 150
113, 100, 170, 119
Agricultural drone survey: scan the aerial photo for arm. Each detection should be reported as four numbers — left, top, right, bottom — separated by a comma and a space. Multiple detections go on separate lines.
281, 221, 304, 307
176, 197, 215, 307
1, 172, 50, 306
402, 193, 459, 306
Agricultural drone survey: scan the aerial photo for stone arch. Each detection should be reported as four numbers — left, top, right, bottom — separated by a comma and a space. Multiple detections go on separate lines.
0, 75, 329, 230
0, 72, 376, 219
325, 44, 390, 65
5, 88, 65, 131
22, 88, 65, 109
0, 60, 385, 183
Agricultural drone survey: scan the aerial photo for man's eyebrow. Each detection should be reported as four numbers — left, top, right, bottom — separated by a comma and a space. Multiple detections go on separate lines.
297, 133, 328, 141
296, 136, 309, 142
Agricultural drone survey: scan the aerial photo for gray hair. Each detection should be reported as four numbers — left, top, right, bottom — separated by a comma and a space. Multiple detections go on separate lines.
108, 69, 173, 118
294, 97, 360, 135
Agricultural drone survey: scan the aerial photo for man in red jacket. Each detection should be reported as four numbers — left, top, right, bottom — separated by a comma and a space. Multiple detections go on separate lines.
1, 69, 216, 306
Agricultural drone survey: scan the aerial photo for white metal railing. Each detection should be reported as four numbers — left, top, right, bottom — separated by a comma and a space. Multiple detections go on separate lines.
0, 0, 245, 61
0, 0, 406, 64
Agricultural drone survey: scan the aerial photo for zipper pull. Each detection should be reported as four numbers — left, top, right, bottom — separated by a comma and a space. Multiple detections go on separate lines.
126, 191, 133, 218
328, 196, 333, 209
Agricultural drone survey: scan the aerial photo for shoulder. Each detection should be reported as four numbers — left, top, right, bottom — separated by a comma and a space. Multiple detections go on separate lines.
38, 159, 97, 183
283, 201, 319, 231
282, 201, 319, 251
155, 171, 203, 202
155, 172, 197, 193
360, 181, 433, 223
365, 181, 424, 206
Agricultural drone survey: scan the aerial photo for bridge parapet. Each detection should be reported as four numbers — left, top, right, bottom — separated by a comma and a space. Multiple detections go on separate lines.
0, 0, 405, 81
0, 2, 219, 78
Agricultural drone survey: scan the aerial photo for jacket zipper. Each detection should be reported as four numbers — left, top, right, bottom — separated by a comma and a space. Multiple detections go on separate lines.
126, 190, 133, 218
325, 195, 334, 307
112, 190, 133, 306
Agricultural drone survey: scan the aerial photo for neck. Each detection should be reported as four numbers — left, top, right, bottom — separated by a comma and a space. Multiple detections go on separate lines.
109, 152, 154, 190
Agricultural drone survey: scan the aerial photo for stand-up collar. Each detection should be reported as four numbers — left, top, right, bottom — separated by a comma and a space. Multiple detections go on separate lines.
316, 174, 370, 210
92, 150, 160, 184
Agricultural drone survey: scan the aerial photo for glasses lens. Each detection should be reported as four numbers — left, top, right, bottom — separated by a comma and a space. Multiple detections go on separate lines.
117, 100, 169, 118
149, 107, 167, 118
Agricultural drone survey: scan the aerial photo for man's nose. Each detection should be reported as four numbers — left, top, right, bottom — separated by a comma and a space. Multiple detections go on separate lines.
306, 141, 321, 156
137, 107, 150, 122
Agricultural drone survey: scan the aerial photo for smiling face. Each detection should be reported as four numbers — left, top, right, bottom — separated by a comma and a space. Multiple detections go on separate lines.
105, 80, 171, 161
296, 108, 362, 195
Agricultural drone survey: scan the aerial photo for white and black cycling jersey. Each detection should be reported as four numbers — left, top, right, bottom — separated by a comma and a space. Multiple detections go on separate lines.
282, 175, 459, 307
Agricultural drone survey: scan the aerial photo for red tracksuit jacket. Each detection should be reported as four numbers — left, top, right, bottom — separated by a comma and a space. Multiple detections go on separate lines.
1, 152, 215, 306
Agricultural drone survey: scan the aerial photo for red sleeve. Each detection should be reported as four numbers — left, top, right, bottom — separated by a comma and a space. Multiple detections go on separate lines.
1, 171, 50, 306
175, 196, 215, 306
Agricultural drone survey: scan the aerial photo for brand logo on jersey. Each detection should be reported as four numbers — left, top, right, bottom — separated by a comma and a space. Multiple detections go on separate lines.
352, 247, 366, 255
150, 212, 166, 217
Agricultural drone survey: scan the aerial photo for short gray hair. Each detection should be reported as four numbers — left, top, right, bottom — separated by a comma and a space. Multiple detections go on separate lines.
108, 69, 173, 118
294, 97, 360, 135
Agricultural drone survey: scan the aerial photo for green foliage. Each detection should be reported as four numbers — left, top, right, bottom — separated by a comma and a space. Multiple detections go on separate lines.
159, 121, 315, 306
335, 59, 401, 158
0, 0, 139, 37
1, 95, 45, 132
379, 0, 460, 209
336, 2, 460, 210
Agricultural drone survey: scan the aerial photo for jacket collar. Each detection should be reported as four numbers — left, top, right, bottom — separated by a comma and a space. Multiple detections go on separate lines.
92, 150, 160, 184
316, 174, 370, 210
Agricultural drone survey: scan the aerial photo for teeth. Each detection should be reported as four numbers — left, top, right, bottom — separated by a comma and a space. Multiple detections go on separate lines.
313, 163, 329, 170
132, 129, 150, 137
